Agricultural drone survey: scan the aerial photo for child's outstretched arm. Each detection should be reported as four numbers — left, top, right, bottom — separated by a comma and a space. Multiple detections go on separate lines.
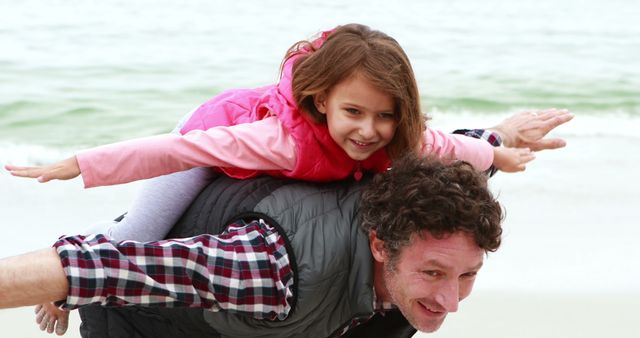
4, 117, 295, 188
5, 156, 80, 182
423, 108, 572, 173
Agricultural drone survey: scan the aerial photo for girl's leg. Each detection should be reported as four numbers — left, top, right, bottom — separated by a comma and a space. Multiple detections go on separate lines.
84, 106, 206, 241
83, 167, 216, 241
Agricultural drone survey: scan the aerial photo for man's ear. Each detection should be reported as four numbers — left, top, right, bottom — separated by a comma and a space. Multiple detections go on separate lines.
313, 92, 327, 114
369, 230, 387, 263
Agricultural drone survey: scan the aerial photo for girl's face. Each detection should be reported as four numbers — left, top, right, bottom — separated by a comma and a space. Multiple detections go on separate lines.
314, 74, 397, 161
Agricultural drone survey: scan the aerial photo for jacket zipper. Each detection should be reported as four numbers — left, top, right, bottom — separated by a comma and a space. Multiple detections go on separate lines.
353, 162, 363, 181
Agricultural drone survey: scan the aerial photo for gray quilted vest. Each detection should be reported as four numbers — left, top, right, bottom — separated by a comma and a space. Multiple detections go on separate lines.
78, 175, 414, 338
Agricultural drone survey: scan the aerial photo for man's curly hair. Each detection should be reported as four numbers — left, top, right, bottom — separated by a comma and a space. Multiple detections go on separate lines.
359, 155, 503, 261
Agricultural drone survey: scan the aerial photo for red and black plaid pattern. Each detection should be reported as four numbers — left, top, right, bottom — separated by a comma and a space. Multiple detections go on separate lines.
54, 219, 294, 320
333, 297, 397, 337
452, 128, 503, 177
474, 129, 502, 147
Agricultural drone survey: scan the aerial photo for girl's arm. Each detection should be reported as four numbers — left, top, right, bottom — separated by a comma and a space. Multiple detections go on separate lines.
423, 108, 572, 173
5, 117, 297, 188
421, 127, 497, 170
492, 146, 536, 172
422, 125, 534, 173
5, 157, 80, 183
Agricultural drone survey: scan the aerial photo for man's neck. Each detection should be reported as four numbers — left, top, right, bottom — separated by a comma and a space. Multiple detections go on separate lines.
372, 260, 391, 303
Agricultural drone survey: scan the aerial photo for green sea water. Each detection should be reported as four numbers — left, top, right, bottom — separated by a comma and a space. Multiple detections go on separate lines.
0, 0, 638, 152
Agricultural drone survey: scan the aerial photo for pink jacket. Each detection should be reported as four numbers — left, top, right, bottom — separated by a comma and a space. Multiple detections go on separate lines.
178, 57, 388, 181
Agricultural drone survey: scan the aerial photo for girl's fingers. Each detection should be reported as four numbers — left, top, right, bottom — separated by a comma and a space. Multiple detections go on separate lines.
6, 167, 45, 178
513, 148, 534, 172
521, 149, 536, 163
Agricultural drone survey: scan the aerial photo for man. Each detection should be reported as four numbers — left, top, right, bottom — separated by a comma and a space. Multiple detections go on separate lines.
0, 110, 572, 337
0, 155, 498, 338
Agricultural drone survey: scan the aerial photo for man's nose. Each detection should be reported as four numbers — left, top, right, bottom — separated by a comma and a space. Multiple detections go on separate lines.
434, 280, 460, 312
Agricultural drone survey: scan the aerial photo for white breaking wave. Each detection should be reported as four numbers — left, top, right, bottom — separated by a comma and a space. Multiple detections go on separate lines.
0, 142, 75, 167
428, 110, 640, 140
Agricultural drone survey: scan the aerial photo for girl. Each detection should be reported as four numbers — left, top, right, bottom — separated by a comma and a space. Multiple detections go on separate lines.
8, 23, 533, 241
8, 23, 534, 335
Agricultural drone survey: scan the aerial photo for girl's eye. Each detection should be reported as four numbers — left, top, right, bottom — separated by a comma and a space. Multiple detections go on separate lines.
379, 112, 395, 120
345, 108, 360, 115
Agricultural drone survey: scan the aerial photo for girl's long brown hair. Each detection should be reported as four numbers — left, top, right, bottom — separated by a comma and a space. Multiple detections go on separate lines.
283, 23, 425, 160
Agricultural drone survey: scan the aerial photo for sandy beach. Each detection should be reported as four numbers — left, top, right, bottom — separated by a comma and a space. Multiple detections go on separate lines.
422, 291, 640, 338
0, 308, 81, 338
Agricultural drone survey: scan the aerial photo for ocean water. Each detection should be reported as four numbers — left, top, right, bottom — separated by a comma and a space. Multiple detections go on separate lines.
1, 0, 638, 154
1, 0, 639, 297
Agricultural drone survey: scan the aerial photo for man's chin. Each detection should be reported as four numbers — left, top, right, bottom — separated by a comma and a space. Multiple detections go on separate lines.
415, 320, 445, 333
404, 312, 447, 333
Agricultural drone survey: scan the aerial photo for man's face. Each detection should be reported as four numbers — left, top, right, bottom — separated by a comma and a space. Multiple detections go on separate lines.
370, 231, 485, 333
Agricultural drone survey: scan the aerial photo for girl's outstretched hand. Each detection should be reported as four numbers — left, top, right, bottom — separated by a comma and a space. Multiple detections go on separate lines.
4, 156, 80, 182
492, 146, 535, 173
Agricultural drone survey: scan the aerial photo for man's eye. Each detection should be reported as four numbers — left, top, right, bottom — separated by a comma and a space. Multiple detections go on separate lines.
461, 272, 477, 279
423, 270, 442, 277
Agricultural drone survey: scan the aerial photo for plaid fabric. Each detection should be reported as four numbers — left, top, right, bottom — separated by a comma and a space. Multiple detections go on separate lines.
333, 293, 397, 337
54, 219, 294, 321
452, 128, 503, 177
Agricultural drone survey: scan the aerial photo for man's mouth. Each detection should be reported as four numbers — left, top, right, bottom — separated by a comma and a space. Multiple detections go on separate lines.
418, 301, 446, 317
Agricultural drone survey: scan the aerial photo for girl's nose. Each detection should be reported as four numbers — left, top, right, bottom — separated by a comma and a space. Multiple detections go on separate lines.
358, 118, 376, 139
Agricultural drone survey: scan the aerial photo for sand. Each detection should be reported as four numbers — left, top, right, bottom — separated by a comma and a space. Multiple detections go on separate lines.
0, 308, 82, 338
421, 291, 640, 338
